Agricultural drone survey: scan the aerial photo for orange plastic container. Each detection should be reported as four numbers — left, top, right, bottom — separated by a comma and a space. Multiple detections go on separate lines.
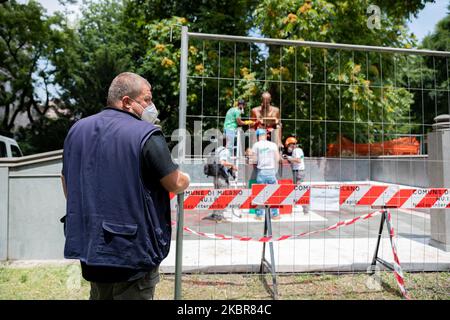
327, 136, 420, 157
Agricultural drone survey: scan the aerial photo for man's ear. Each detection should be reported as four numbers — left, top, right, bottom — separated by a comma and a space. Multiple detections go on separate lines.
121, 96, 132, 111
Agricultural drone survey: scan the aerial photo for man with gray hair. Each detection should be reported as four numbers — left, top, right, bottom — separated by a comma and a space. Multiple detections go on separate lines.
61, 72, 190, 300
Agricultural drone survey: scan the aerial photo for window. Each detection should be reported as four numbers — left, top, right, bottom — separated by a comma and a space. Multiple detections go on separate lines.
11, 145, 22, 157
0, 142, 6, 157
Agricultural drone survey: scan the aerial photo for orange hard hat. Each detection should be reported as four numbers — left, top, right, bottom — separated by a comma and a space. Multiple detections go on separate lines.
285, 137, 297, 147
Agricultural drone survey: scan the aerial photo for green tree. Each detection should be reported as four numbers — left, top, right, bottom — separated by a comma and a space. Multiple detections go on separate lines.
4, 0, 440, 157
410, 4, 450, 126
124, 0, 258, 35
52, 0, 142, 119
53, 0, 259, 139
250, 0, 433, 155
24, 0, 148, 154
127, 0, 260, 139
0, 0, 72, 135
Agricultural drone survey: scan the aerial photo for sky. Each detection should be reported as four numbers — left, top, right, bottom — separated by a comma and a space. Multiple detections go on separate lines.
19, 0, 80, 16
406, 0, 449, 42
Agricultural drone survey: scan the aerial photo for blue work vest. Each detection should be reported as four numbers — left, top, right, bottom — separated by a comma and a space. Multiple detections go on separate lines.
62, 108, 171, 269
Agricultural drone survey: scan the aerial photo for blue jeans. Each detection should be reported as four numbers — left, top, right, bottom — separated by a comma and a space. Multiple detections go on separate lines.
256, 169, 279, 218
224, 128, 236, 157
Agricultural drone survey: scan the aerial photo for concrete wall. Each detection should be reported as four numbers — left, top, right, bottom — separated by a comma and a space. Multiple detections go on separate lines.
293, 157, 371, 182
0, 151, 66, 260
8, 168, 66, 259
0, 167, 8, 261
0, 151, 431, 260
181, 156, 429, 186
370, 155, 429, 187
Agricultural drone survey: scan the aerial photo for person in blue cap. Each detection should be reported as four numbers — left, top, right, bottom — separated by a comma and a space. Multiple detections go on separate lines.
249, 128, 280, 220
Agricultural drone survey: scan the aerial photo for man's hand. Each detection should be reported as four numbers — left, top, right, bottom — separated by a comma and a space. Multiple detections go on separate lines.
183, 172, 191, 183
160, 170, 190, 194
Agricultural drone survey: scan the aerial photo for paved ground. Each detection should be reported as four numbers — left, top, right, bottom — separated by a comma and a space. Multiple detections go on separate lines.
176, 206, 431, 241
163, 205, 450, 273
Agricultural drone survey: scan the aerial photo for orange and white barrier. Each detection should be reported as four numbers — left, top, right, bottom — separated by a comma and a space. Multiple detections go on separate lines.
339, 185, 399, 206
170, 189, 255, 211
339, 185, 450, 209
251, 184, 310, 206
386, 188, 450, 209
170, 184, 450, 210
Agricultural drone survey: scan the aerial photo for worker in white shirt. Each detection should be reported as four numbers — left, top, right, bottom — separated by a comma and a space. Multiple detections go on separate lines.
249, 128, 280, 220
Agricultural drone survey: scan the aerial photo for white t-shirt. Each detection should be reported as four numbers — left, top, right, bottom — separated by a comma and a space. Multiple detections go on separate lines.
252, 140, 279, 170
215, 146, 230, 163
291, 147, 305, 171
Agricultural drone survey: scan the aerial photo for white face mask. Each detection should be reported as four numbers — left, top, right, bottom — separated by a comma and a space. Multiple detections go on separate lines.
140, 102, 159, 124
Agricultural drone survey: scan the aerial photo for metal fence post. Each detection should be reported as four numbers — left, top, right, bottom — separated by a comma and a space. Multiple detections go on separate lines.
175, 24, 189, 300
178, 25, 189, 162
174, 192, 185, 300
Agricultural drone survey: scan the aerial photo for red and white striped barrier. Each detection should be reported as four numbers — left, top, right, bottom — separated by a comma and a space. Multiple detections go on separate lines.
253, 184, 450, 209
339, 185, 399, 207
169, 185, 309, 210
251, 184, 401, 208
170, 184, 450, 210
386, 188, 450, 209
252, 185, 450, 209
339, 185, 450, 209
170, 189, 255, 211
251, 184, 310, 206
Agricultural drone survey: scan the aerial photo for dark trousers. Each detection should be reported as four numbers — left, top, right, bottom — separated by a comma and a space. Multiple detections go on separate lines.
89, 267, 160, 300
293, 169, 309, 213
211, 175, 229, 218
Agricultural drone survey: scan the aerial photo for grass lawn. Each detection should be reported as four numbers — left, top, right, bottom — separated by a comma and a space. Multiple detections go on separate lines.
0, 263, 448, 300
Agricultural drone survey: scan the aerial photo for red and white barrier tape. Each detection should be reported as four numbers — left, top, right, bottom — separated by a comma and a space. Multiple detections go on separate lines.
171, 209, 409, 299
385, 211, 410, 299
180, 210, 380, 241
175, 210, 380, 242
